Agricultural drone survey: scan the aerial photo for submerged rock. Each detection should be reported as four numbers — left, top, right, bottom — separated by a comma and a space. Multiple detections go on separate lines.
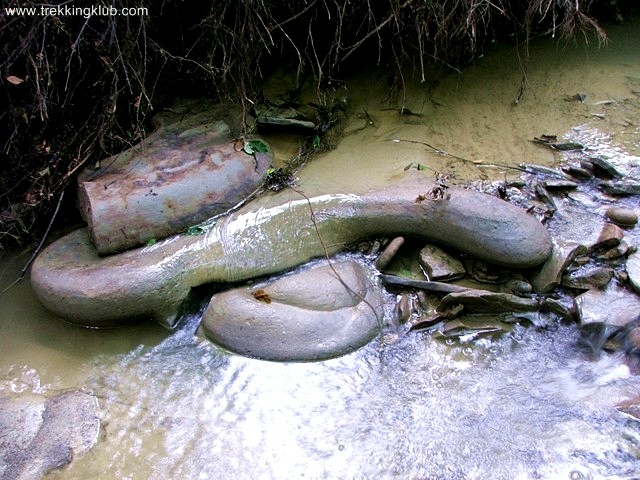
574, 286, 640, 328
200, 261, 383, 361
0, 389, 100, 479
31, 175, 552, 328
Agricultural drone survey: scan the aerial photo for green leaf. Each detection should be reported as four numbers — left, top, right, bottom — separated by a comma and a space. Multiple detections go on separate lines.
146, 238, 157, 246
243, 139, 269, 155
312, 135, 321, 150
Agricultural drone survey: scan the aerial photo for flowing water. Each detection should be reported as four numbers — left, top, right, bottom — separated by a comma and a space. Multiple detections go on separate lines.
2, 17, 640, 480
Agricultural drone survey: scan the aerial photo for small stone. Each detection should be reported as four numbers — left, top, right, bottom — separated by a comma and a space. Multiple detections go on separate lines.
541, 297, 574, 320
439, 316, 514, 337
419, 244, 466, 281
375, 236, 405, 271
587, 157, 624, 179
504, 278, 533, 295
437, 289, 539, 314
590, 223, 624, 252
530, 240, 587, 294
542, 179, 579, 190
599, 180, 640, 196
605, 206, 638, 227
561, 265, 614, 290
396, 294, 412, 324
628, 251, 640, 294
594, 240, 629, 261
465, 258, 508, 284
562, 165, 594, 181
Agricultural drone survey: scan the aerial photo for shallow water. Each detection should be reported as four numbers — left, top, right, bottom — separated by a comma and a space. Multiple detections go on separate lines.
2, 17, 640, 480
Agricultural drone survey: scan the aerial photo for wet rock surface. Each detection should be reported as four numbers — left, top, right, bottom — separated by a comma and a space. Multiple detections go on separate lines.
200, 260, 383, 362
0, 389, 100, 479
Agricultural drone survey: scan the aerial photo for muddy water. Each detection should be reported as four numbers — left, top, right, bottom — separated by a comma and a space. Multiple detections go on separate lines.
1, 17, 640, 480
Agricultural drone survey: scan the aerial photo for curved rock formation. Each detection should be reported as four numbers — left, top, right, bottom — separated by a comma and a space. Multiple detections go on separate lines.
30, 175, 552, 328
200, 260, 383, 361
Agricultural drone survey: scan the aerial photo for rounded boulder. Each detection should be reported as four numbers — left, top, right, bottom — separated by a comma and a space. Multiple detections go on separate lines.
200, 260, 383, 362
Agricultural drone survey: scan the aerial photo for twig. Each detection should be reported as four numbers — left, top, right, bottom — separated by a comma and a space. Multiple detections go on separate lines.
289, 186, 385, 332
341, 0, 415, 62
0, 190, 66, 297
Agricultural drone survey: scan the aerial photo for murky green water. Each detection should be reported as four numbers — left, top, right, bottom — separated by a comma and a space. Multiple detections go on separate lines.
2, 17, 640, 480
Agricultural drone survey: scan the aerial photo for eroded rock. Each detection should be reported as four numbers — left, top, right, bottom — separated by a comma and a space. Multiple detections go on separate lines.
78, 108, 272, 255
200, 260, 383, 361
590, 223, 624, 252
0, 389, 100, 479
32, 176, 552, 328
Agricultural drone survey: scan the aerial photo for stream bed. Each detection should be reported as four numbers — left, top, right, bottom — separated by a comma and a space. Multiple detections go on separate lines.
2, 17, 640, 480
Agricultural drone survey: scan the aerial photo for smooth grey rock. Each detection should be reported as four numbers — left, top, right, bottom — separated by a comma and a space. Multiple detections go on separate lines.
561, 265, 614, 290
437, 288, 539, 314
419, 244, 466, 281
605, 207, 638, 227
530, 240, 587, 294
0, 390, 100, 479
574, 286, 640, 328
599, 180, 640, 196
32, 176, 552, 328
628, 251, 640, 294
201, 261, 383, 361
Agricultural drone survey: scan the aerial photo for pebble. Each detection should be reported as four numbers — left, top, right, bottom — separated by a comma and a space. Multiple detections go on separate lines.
605, 206, 638, 228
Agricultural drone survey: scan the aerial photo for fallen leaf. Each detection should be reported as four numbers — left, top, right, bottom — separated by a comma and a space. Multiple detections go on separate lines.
6, 75, 24, 85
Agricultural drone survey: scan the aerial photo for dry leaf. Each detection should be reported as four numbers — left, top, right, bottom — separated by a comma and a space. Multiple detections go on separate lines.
6, 75, 24, 85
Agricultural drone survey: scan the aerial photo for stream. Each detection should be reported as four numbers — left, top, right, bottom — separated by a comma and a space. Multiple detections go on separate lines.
2, 17, 640, 480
